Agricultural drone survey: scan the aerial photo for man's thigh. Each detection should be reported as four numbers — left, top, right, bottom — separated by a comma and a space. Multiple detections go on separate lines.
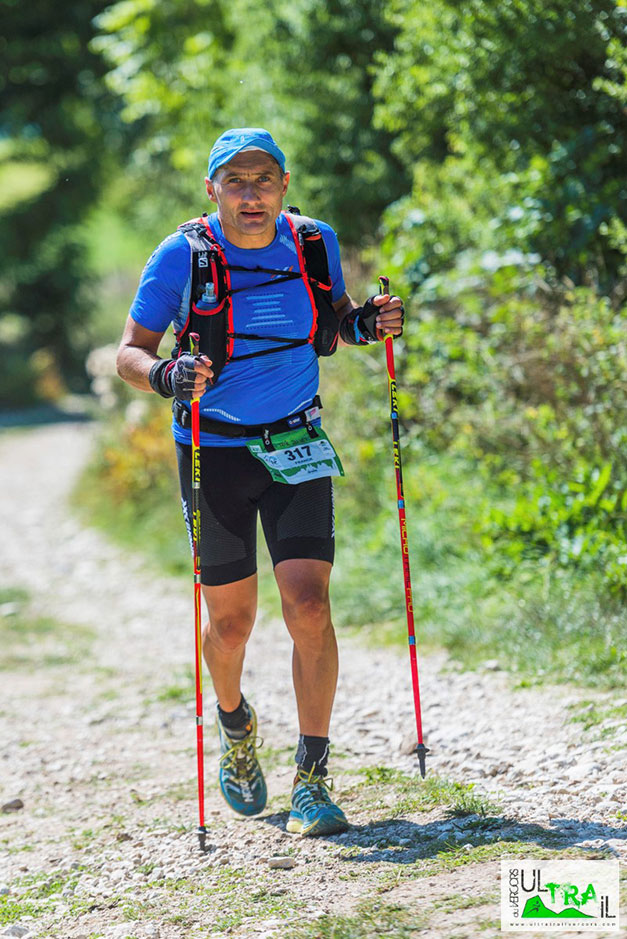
259, 476, 335, 569
176, 442, 268, 586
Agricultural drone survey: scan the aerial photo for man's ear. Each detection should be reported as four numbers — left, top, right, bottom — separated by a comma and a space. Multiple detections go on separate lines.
205, 177, 217, 204
282, 170, 290, 197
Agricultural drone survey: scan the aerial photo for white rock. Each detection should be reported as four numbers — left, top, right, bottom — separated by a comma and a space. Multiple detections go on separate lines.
104, 925, 141, 939
595, 800, 618, 814
267, 856, 297, 869
606, 838, 627, 853
2, 927, 30, 938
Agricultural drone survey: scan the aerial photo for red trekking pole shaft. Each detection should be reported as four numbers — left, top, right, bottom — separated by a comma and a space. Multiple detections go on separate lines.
190, 333, 207, 850
379, 276, 428, 778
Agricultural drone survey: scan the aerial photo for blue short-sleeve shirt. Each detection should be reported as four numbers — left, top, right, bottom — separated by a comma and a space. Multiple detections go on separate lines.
130, 212, 346, 446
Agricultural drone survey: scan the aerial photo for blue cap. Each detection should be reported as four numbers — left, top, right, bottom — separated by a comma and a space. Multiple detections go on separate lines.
208, 128, 286, 179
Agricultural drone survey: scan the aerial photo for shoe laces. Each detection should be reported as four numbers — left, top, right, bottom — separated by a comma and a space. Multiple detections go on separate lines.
294, 767, 335, 808
220, 734, 264, 778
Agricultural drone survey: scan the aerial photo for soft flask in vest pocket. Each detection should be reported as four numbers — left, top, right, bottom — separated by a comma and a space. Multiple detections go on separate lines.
174, 219, 234, 384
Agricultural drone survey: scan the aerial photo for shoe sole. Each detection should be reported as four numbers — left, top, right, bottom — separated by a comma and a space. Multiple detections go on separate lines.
287, 814, 349, 836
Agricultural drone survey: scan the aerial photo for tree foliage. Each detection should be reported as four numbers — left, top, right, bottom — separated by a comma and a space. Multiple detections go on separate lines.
0, 0, 122, 396
375, 0, 627, 290
92, 0, 410, 244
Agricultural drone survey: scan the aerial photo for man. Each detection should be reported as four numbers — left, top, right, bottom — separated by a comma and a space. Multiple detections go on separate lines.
116, 128, 404, 836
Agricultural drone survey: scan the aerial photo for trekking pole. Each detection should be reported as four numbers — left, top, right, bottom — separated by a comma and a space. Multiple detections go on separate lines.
379, 276, 429, 778
190, 332, 207, 851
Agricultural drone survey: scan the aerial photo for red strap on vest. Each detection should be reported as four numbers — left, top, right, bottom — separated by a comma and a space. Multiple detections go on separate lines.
198, 215, 235, 361
284, 214, 318, 344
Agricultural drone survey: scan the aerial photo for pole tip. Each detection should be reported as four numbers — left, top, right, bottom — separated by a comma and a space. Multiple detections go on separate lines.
197, 825, 207, 852
416, 743, 429, 779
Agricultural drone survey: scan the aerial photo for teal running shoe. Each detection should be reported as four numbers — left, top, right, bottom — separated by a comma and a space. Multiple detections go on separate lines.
287, 767, 349, 836
217, 706, 267, 816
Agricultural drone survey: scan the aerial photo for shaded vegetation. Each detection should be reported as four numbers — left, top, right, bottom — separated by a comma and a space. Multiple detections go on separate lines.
3, 0, 626, 683
0, 0, 124, 403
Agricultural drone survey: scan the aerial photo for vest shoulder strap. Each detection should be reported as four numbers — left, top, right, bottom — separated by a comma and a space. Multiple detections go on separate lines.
283, 208, 337, 356
283, 210, 330, 293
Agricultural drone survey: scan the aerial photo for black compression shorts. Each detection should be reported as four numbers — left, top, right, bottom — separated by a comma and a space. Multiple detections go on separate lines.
176, 443, 335, 587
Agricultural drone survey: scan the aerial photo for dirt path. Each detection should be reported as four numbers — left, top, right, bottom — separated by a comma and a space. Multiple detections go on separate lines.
1, 423, 625, 939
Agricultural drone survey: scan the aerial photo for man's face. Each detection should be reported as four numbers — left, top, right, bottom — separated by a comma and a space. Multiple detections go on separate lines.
205, 150, 290, 248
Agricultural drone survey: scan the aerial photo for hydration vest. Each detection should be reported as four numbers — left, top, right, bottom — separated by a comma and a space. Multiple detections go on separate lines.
173, 207, 340, 385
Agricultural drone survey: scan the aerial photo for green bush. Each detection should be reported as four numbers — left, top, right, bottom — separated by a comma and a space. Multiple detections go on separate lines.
391, 258, 627, 593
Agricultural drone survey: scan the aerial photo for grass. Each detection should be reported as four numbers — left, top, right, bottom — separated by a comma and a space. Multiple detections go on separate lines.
0, 869, 85, 927
156, 665, 196, 703
349, 766, 501, 820
285, 900, 429, 938
0, 586, 94, 670
329, 449, 627, 689
567, 698, 627, 736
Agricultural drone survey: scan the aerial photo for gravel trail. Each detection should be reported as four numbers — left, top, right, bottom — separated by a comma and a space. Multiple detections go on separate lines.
1, 422, 625, 939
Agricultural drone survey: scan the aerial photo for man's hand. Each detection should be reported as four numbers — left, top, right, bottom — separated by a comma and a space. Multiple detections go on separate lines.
335, 291, 406, 347
358, 294, 405, 342
172, 354, 214, 399
149, 354, 214, 399
370, 293, 404, 340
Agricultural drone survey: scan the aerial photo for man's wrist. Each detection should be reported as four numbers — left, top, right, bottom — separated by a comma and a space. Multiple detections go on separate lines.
148, 359, 175, 398
339, 308, 377, 346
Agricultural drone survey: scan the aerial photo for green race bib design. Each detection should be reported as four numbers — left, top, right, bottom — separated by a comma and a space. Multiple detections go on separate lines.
247, 427, 344, 484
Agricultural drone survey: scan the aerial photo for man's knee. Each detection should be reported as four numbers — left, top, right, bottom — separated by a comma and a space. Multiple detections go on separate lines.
203, 612, 255, 654
280, 581, 331, 625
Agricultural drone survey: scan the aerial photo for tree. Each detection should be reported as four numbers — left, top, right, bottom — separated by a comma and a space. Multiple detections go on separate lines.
0, 0, 122, 397
93, 0, 410, 246
375, 0, 627, 290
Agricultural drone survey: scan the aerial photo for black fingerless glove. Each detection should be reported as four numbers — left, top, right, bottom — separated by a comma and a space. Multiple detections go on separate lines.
338, 297, 380, 346
148, 359, 175, 398
149, 354, 199, 400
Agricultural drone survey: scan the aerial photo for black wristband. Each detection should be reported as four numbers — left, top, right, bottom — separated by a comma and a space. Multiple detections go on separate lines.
339, 311, 363, 346
338, 306, 378, 346
148, 359, 175, 398
355, 296, 380, 342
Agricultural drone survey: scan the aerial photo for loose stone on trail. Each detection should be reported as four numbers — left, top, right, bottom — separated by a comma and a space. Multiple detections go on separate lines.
1, 799, 24, 813
267, 855, 297, 869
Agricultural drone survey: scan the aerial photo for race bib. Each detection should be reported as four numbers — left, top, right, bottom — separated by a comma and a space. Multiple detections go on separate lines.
247, 427, 344, 485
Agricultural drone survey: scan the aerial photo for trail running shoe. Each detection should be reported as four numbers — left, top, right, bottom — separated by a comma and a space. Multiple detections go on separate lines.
217, 705, 267, 816
286, 767, 349, 836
